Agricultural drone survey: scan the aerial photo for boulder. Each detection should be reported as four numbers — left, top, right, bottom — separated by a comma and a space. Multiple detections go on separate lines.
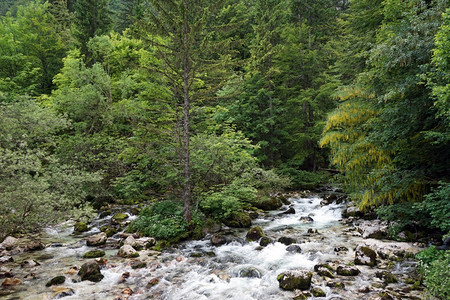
259, 237, 272, 247
82, 250, 105, 259
25, 241, 44, 252
78, 261, 104, 282
336, 265, 360, 276
2, 277, 22, 287
376, 271, 398, 284
211, 234, 227, 246
356, 220, 388, 239
123, 236, 138, 248
286, 245, 302, 253
311, 287, 326, 297
299, 216, 314, 223
0, 256, 14, 264
246, 226, 265, 242
52, 287, 75, 299
342, 205, 363, 218
278, 207, 295, 215
73, 222, 88, 233
46, 276, 66, 287
238, 267, 262, 278
86, 232, 107, 247
355, 245, 377, 267
135, 237, 156, 249
100, 226, 118, 238
314, 264, 334, 278
0, 236, 18, 250
223, 212, 252, 228
253, 196, 283, 211
112, 213, 129, 224
277, 270, 312, 291
202, 219, 222, 234
118, 245, 139, 258
278, 237, 297, 245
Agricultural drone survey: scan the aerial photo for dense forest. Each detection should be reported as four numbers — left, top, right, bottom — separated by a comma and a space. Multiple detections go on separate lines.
0, 0, 449, 298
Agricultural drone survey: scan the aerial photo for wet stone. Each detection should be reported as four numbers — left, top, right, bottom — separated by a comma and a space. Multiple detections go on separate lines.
355, 245, 377, 267
286, 244, 302, 253
336, 265, 360, 276
52, 287, 75, 299
278, 237, 297, 245
277, 270, 312, 291
78, 261, 104, 282
314, 263, 334, 278
246, 226, 265, 242
2, 277, 22, 287
238, 267, 261, 278
82, 250, 105, 259
259, 236, 272, 247
46, 276, 66, 287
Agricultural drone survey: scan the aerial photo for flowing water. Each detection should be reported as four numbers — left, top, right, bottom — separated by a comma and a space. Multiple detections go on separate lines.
1, 194, 423, 300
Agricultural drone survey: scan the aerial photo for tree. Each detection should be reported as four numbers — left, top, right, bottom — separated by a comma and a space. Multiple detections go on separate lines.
143, 0, 237, 222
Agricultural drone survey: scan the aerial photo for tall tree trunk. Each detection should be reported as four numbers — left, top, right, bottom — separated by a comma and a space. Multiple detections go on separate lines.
182, 0, 191, 223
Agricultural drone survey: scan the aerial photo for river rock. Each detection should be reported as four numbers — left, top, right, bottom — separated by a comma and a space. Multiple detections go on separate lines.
299, 216, 314, 223
52, 287, 75, 298
82, 250, 105, 258
311, 287, 326, 297
278, 207, 295, 215
211, 234, 227, 246
253, 196, 282, 211
286, 244, 302, 253
78, 261, 104, 282
0, 256, 14, 264
25, 241, 45, 252
46, 275, 66, 287
20, 260, 40, 268
86, 232, 107, 247
259, 236, 272, 247
122, 287, 133, 295
376, 271, 398, 284
336, 265, 360, 276
355, 245, 377, 267
334, 246, 349, 252
0, 236, 18, 250
202, 219, 222, 234
136, 237, 156, 249
73, 222, 88, 233
101, 226, 118, 238
277, 270, 312, 291
342, 205, 363, 218
246, 226, 265, 241
147, 277, 160, 287
238, 267, 261, 278
356, 220, 388, 239
123, 236, 138, 248
131, 261, 146, 269
2, 277, 22, 287
118, 245, 139, 258
278, 237, 297, 245
314, 263, 334, 278
0, 267, 13, 278
223, 212, 252, 228
112, 213, 129, 223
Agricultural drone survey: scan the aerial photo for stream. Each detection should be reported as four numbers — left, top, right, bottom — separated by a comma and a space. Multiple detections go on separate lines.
0, 193, 425, 299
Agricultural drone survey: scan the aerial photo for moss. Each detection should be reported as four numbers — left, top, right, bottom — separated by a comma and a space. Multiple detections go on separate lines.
252, 196, 282, 211
153, 240, 170, 251
190, 252, 203, 257
73, 222, 88, 233
112, 213, 129, 222
45, 276, 65, 287
82, 250, 105, 259
311, 287, 326, 297
259, 236, 272, 247
246, 226, 265, 241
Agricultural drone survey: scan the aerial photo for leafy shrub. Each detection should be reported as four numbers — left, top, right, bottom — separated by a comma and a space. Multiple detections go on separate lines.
416, 246, 450, 299
129, 201, 187, 239
414, 183, 450, 232
277, 167, 324, 189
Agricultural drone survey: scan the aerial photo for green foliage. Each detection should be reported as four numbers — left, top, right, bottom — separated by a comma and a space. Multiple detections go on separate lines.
0, 98, 100, 240
415, 183, 450, 232
277, 167, 324, 189
416, 246, 450, 299
129, 201, 190, 240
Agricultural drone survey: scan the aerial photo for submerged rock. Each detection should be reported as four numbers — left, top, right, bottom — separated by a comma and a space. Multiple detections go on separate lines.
51, 287, 75, 299
2, 277, 22, 287
355, 245, 377, 267
86, 233, 107, 247
78, 261, 104, 282
277, 270, 312, 291
238, 267, 262, 278
246, 226, 265, 242
46, 276, 66, 287
286, 244, 302, 253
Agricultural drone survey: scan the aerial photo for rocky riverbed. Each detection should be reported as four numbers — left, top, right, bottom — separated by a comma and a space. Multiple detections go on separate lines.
0, 192, 428, 299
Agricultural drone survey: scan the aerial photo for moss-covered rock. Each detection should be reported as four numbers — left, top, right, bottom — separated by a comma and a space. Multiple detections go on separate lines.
355, 245, 377, 267
78, 261, 104, 282
118, 245, 139, 258
112, 213, 129, 223
246, 226, 265, 241
336, 265, 360, 276
314, 263, 334, 278
253, 196, 282, 211
131, 261, 146, 269
45, 276, 65, 287
73, 222, 88, 233
259, 236, 272, 247
278, 236, 296, 245
223, 212, 252, 228
277, 270, 312, 291
311, 287, 326, 297
82, 250, 105, 259
376, 271, 398, 284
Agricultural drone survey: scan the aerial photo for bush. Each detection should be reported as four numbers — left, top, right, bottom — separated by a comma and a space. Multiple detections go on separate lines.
277, 167, 324, 189
414, 182, 450, 232
416, 246, 450, 299
129, 201, 188, 240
